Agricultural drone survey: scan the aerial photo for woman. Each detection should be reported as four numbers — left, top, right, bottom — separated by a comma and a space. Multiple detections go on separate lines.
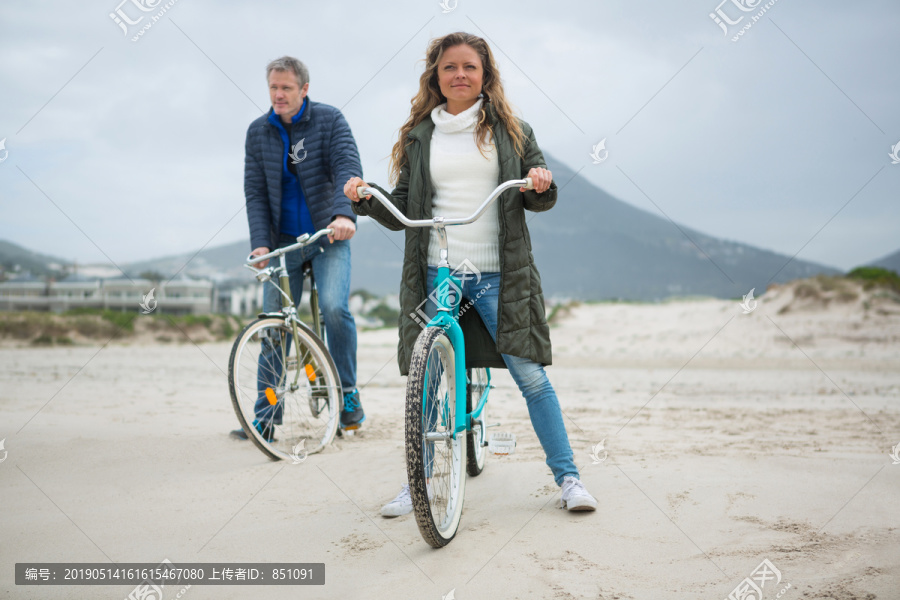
344, 32, 596, 515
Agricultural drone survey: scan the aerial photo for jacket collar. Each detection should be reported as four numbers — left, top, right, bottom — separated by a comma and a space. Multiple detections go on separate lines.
266, 97, 313, 128
409, 99, 500, 143
408, 115, 435, 142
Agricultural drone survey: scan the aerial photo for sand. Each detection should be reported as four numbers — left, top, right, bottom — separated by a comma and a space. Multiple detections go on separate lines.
1, 281, 898, 599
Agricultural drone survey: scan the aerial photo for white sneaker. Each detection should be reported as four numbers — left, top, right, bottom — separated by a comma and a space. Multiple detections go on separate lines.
559, 476, 597, 511
380, 483, 433, 518
381, 484, 413, 518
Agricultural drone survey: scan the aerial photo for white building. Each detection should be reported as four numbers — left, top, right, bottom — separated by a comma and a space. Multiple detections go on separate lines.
0, 275, 213, 315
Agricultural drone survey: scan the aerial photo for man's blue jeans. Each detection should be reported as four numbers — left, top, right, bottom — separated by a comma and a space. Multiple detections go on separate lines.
254, 234, 357, 422
424, 266, 579, 486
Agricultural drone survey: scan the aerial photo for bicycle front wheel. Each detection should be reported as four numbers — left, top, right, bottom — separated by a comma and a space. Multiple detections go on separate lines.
229, 318, 341, 460
405, 326, 467, 548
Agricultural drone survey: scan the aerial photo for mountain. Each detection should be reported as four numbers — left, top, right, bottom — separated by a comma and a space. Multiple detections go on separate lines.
0, 240, 71, 279
85, 153, 844, 297
125, 241, 253, 284
348, 152, 839, 299
3, 153, 840, 299
527, 154, 839, 299
866, 249, 900, 273
120, 226, 406, 293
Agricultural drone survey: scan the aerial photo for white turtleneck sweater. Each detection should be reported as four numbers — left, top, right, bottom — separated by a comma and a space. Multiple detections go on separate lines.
427, 99, 501, 272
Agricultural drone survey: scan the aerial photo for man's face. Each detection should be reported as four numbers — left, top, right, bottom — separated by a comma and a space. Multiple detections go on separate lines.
268, 69, 308, 122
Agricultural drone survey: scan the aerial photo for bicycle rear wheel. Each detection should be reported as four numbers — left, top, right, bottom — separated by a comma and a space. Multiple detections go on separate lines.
229, 317, 341, 460
466, 368, 489, 477
405, 326, 467, 548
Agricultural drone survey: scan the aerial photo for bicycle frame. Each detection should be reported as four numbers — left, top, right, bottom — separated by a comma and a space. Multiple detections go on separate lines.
245, 228, 333, 393
357, 179, 532, 441
427, 266, 495, 440
426, 265, 469, 440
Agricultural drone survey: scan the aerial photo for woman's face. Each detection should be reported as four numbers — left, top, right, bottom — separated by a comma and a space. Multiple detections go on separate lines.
436, 44, 484, 113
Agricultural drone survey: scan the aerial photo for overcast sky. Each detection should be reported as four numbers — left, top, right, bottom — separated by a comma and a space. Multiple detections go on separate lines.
1, 0, 897, 272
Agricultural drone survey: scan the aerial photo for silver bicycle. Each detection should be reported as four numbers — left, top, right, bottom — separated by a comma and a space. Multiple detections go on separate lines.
227, 228, 342, 460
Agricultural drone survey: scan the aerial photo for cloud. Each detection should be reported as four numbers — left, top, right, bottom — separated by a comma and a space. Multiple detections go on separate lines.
1, 0, 898, 270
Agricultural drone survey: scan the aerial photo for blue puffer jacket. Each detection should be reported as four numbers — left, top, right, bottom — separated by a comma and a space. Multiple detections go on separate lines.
244, 98, 362, 251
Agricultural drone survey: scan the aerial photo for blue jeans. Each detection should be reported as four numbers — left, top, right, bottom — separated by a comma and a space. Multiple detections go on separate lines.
425, 266, 579, 486
254, 235, 357, 422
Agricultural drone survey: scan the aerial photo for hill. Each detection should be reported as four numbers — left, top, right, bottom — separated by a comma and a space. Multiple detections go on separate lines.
526, 155, 838, 299
2, 153, 843, 299
867, 248, 900, 273
0, 240, 71, 279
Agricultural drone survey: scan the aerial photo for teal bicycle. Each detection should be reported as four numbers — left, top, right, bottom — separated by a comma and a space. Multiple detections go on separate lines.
357, 177, 533, 547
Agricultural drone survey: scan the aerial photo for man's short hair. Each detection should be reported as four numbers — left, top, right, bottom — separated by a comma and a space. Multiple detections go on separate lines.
266, 56, 309, 88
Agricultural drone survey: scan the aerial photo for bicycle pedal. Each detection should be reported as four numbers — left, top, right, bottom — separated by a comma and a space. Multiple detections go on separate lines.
488, 432, 516, 456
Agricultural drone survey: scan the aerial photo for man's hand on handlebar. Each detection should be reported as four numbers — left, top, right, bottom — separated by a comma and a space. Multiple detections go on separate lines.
250, 246, 271, 269
524, 167, 552, 193
327, 216, 356, 243
344, 176, 370, 202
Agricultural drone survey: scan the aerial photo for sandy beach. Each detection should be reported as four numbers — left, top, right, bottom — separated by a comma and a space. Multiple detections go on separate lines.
1, 280, 898, 599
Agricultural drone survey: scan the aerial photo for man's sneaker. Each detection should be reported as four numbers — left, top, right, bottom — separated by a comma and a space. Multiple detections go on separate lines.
380, 483, 432, 518
559, 476, 597, 511
341, 389, 365, 430
229, 419, 275, 443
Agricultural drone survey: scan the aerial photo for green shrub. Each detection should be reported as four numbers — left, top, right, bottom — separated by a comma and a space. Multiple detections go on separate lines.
847, 266, 900, 293
68, 308, 137, 332
351, 289, 377, 302
179, 314, 212, 328
0, 312, 45, 339
220, 317, 236, 340
102, 310, 136, 332
815, 275, 843, 292
367, 303, 399, 326
71, 316, 118, 338
32, 334, 54, 346
793, 282, 820, 299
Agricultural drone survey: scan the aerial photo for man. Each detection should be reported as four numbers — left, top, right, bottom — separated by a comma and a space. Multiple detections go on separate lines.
232, 56, 364, 440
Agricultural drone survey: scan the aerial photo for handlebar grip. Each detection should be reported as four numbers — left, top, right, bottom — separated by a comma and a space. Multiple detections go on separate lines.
356, 186, 369, 198
523, 177, 534, 190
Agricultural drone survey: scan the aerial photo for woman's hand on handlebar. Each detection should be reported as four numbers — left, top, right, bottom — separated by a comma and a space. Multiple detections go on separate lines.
344, 177, 370, 202
250, 246, 271, 269
524, 167, 552, 193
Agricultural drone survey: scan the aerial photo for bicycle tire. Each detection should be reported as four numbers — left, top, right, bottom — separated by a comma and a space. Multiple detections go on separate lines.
405, 326, 467, 548
466, 368, 488, 477
228, 317, 341, 460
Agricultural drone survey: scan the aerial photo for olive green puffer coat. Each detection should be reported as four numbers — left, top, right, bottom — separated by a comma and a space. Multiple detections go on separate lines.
352, 103, 558, 376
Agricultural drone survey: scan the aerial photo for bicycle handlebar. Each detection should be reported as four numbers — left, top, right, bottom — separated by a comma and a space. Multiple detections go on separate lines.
356, 177, 534, 229
246, 228, 334, 266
